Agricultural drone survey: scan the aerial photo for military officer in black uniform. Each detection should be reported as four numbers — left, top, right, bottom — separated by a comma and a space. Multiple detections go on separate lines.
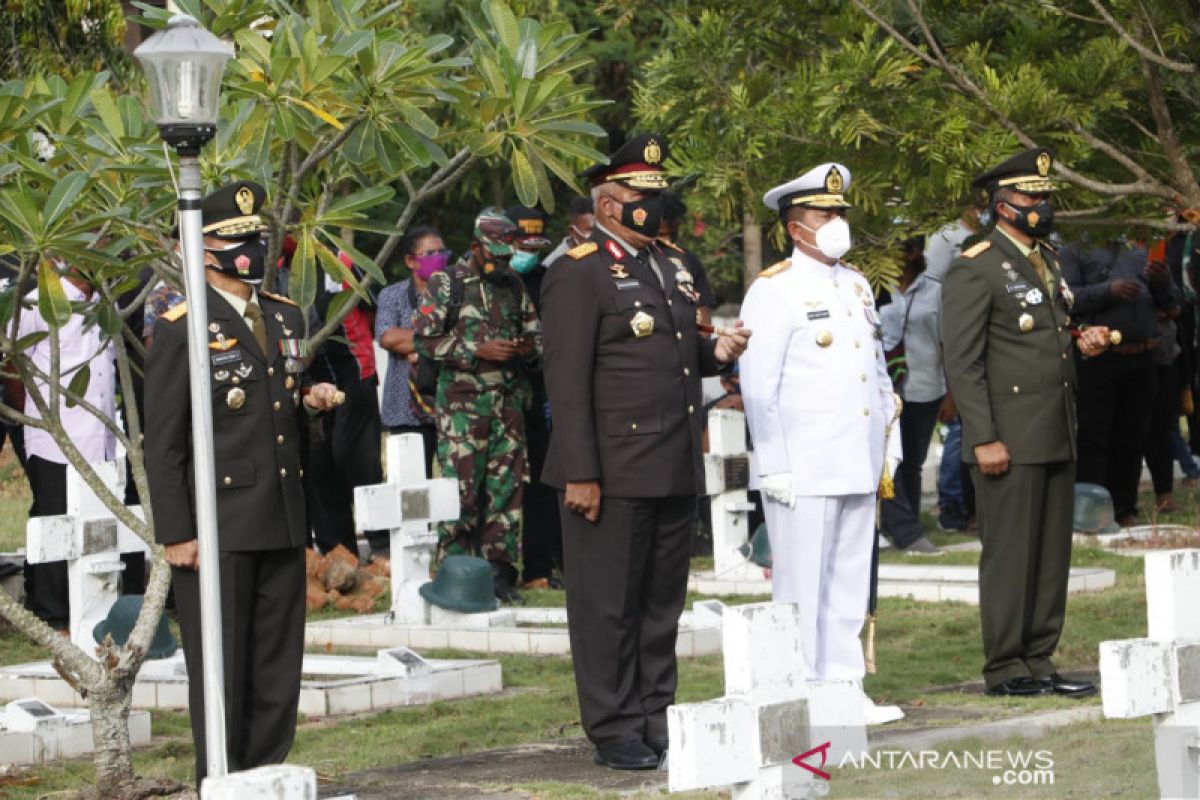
941, 149, 1110, 699
541, 134, 751, 769
144, 182, 341, 781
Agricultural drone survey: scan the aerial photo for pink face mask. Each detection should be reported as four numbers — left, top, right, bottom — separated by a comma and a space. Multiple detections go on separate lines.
412, 250, 449, 280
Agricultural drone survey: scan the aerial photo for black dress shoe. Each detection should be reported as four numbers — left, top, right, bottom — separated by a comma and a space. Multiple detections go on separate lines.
986, 676, 1052, 697
645, 734, 669, 757
1039, 673, 1097, 697
593, 739, 660, 770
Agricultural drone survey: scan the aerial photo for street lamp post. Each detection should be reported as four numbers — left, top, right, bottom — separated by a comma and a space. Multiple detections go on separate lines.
133, 14, 234, 781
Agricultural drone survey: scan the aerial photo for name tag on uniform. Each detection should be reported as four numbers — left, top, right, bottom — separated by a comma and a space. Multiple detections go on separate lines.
1005, 282, 1029, 294
615, 279, 641, 291
807, 309, 831, 320
212, 350, 242, 367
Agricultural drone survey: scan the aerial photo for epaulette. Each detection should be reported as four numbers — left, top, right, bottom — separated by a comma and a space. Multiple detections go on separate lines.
657, 237, 683, 253
757, 259, 792, 279
841, 261, 864, 276
260, 290, 297, 307
566, 242, 598, 260
962, 240, 992, 259
161, 302, 188, 322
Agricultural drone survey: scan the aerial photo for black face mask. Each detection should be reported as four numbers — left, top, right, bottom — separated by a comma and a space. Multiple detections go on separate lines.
480, 255, 513, 285
1002, 200, 1055, 239
207, 238, 267, 284
617, 193, 665, 237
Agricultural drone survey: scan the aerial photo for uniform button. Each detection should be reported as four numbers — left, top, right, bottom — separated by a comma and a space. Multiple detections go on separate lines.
299, 469, 304, 478
847, 310, 852, 316
631, 423, 638, 431
688, 404, 695, 413
854, 340, 861, 349
223, 476, 232, 486
1021, 302, 1027, 308
280, 468, 287, 478
276, 434, 285, 445
268, 367, 275, 376
1062, 353, 1068, 360
862, 408, 869, 416
1057, 326, 1063, 333
232, 376, 241, 385
667, 299, 673, 307
676, 332, 682, 340
1063, 380, 1069, 387
683, 367, 691, 376
1013, 386, 1020, 394
273, 400, 282, 411
861, 374, 867, 382
634, 301, 642, 308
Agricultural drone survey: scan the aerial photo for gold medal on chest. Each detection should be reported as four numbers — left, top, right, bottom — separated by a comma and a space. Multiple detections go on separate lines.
816, 330, 833, 348
226, 386, 246, 410
1019, 313, 1034, 333
630, 310, 655, 338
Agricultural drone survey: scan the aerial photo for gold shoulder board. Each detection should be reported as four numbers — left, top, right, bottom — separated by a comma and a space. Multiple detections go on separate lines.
757, 259, 792, 279
160, 302, 188, 322
566, 242, 598, 260
260, 290, 298, 307
962, 240, 992, 259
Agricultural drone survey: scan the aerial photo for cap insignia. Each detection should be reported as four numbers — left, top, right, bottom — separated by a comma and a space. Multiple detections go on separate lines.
235, 186, 255, 215
644, 138, 662, 165
1036, 151, 1051, 177
825, 166, 844, 194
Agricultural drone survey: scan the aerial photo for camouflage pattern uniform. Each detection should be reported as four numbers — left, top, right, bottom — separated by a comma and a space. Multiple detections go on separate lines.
414, 259, 541, 566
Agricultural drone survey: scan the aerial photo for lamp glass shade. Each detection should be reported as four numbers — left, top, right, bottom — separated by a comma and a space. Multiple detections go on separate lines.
133, 15, 233, 126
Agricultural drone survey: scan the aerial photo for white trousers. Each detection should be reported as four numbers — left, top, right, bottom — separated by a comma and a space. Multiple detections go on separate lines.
763, 493, 875, 682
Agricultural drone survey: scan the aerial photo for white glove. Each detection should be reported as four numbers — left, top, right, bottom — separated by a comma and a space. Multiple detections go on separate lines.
887, 454, 902, 481
760, 473, 795, 508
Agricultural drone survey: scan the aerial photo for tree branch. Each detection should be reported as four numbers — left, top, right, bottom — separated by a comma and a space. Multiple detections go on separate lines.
1140, 59, 1200, 203
1085, 0, 1197, 73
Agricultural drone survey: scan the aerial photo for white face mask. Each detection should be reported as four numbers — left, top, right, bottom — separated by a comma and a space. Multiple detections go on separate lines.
798, 217, 852, 260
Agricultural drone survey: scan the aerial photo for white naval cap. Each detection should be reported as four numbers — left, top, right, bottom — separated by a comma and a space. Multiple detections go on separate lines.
762, 163, 852, 213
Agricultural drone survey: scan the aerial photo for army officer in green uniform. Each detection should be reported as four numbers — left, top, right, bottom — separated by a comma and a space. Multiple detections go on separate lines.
941, 149, 1111, 698
144, 182, 341, 781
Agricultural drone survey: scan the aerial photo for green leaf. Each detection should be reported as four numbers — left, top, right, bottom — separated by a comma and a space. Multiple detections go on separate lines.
65, 364, 91, 409
289, 231, 318, 310
316, 245, 370, 303
43, 172, 88, 229
321, 186, 395, 223
37, 259, 71, 328
319, 231, 386, 287
97, 302, 123, 336
88, 89, 124, 140
510, 147, 537, 207
485, 0, 520, 55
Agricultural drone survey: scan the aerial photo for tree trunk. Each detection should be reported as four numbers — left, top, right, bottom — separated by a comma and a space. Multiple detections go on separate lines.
742, 211, 763, 291
90, 678, 136, 796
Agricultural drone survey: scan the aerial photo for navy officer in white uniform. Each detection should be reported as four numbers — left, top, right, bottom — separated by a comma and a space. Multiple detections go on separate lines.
739, 162, 904, 725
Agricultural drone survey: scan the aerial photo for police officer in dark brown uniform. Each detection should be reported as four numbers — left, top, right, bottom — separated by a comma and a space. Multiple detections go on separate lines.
541, 134, 751, 769
144, 182, 341, 780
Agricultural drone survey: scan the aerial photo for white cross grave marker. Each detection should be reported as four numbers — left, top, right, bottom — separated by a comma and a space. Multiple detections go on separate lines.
1100, 549, 1200, 799
353, 433, 459, 624
25, 461, 149, 653
669, 602, 867, 799
703, 409, 760, 583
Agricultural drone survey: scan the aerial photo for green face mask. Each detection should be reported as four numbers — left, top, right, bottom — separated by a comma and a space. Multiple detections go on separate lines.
511, 250, 539, 274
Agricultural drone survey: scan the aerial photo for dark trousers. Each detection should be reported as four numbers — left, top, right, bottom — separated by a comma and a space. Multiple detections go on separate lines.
560, 493, 693, 745
522, 406, 561, 582
172, 546, 305, 783
1075, 352, 1156, 518
306, 377, 384, 555
1147, 361, 1180, 496
385, 424, 437, 477
24, 455, 69, 629
881, 397, 942, 549
972, 462, 1074, 689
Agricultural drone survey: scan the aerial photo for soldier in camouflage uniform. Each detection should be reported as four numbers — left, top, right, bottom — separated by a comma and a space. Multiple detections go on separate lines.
414, 208, 541, 602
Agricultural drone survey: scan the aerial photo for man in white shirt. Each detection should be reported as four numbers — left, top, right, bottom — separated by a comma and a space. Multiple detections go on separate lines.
740, 163, 903, 725
8, 263, 116, 630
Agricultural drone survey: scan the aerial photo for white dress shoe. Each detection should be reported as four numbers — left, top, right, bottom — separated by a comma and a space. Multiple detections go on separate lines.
862, 696, 905, 725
